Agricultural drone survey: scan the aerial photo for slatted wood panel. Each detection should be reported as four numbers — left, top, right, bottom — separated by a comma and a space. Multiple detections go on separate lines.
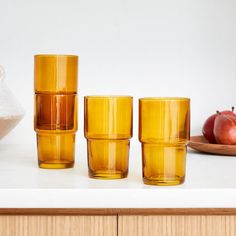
118, 215, 236, 236
0, 215, 117, 236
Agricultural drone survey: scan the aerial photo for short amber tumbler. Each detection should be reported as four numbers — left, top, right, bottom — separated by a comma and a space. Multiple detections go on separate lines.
84, 96, 133, 179
139, 98, 190, 186
34, 55, 78, 169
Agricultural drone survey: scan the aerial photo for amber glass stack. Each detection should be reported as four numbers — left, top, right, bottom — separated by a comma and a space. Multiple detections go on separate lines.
34, 55, 78, 169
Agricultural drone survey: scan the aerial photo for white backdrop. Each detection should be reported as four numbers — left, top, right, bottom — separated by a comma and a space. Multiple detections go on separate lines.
0, 0, 236, 144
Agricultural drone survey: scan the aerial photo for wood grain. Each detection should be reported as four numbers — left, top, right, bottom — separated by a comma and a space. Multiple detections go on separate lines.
188, 135, 236, 156
0, 208, 236, 215
118, 215, 236, 236
0, 215, 117, 236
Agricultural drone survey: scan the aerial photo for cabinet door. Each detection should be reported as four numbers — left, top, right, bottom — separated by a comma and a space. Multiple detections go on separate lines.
0, 215, 117, 236
118, 215, 236, 236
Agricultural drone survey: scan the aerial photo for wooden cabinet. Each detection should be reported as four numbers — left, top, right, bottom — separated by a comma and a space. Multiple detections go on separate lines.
0, 209, 236, 236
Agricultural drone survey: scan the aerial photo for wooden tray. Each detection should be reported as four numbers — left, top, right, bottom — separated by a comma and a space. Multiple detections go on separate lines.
188, 135, 236, 156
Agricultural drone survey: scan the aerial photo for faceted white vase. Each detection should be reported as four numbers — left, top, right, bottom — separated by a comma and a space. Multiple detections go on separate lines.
0, 66, 24, 139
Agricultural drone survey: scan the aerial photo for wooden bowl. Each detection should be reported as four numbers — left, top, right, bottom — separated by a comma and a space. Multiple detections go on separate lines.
188, 135, 236, 156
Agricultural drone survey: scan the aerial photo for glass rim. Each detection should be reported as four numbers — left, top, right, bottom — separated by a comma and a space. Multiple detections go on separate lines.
84, 95, 133, 99
34, 54, 78, 58
139, 97, 190, 102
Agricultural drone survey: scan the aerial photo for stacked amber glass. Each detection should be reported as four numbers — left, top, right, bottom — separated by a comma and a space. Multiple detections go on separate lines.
34, 55, 78, 169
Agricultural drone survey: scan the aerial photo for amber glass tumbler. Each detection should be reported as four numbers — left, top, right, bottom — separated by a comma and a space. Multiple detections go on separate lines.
34, 55, 78, 169
139, 98, 190, 186
84, 96, 133, 179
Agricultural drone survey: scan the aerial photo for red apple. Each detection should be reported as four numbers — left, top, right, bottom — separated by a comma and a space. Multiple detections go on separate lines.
214, 113, 236, 145
202, 107, 236, 143
202, 114, 217, 143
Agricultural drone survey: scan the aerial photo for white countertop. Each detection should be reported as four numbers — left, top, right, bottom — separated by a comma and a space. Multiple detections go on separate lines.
0, 143, 236, 208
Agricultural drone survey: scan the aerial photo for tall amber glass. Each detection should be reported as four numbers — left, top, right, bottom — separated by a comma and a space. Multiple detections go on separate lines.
34, 55, 78, 169
139, 98, 190, 186
84, 96, 133, 179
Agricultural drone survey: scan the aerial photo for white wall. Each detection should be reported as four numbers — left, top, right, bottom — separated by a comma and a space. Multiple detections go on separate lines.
0, 0, 236, 144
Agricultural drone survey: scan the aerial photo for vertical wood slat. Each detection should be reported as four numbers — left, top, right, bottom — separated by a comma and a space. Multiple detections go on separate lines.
0, 215, 117, 236
118, 215, 236, 236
